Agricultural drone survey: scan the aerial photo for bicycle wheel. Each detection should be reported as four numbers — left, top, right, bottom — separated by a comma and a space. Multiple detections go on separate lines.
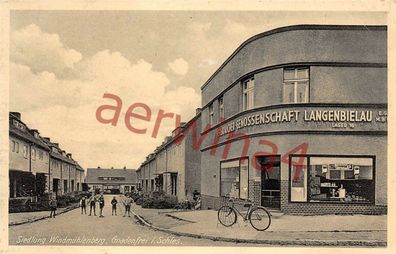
249, 206, 271, 231
217, 205, 237, 227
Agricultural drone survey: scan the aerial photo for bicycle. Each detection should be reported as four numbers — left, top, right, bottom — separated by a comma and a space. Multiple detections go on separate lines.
217, 196, 271, 231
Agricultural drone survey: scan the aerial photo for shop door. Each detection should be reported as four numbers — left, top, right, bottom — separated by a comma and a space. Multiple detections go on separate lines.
260, 155, 281, 209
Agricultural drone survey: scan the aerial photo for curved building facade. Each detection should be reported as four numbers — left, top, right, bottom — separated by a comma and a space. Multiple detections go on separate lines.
199, 25, 387, 214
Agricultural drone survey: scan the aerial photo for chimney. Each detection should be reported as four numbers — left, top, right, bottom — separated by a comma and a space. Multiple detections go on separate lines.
43, 137, 51, 142
10, 112, 21, 120
53, 143, 59, 147
196, 108, 201, 115
97, 166, 101, 169
66, 153, 72, 159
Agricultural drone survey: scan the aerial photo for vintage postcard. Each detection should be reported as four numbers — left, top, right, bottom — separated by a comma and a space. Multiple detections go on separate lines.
0, 0, 395, 253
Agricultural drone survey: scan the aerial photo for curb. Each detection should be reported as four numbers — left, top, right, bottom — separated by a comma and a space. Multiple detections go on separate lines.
9, 204, 79, 226
131, 210, 387, 247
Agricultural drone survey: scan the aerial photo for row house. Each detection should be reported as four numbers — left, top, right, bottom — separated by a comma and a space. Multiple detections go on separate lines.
9, 112, 85, 199
136, 112, 202, 201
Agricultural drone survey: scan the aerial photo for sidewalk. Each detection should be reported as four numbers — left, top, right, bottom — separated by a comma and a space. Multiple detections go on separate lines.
9, 204, 79, 226
131, 204, 387, 246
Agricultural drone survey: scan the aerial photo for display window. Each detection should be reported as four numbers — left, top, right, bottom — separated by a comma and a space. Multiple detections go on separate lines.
289, 155, 375, 204
220, 158, 249, 199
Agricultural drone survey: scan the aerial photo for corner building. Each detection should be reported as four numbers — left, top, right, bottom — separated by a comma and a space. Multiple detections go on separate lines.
199, 25, 387, 214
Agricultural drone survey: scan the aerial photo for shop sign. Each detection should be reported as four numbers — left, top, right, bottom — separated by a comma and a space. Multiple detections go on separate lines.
220, 108, 387, 136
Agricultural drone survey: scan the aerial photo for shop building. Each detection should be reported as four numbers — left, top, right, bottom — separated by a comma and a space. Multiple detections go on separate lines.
9, 112, 85, 199
137, 113, 202, 201
198, 25, 387, 214
86, 167, 138, 194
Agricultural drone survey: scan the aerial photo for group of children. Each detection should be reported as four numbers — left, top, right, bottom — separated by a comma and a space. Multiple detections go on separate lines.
79, 193, 134, 217
48, 193, 134, 218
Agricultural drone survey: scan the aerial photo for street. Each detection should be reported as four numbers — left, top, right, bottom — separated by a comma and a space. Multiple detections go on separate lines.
8, 195, 251, 246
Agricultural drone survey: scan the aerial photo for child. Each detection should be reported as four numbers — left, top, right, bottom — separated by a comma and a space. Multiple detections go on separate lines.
122, 194, 134, 217
111, 196, 118, 216
49, 195, 57, 218
80, 196, 87, 214
98, 193, 105, 217
88, 192, 96, 216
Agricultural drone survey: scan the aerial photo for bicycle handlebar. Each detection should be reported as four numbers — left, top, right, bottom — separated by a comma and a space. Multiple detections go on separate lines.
223, 196, 253, 204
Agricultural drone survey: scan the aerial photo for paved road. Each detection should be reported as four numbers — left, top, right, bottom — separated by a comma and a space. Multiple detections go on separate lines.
9, 195, 257, 246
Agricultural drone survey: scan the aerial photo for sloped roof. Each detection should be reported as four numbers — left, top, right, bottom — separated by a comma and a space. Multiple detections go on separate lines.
9, 118, 50, 151
9, 112, 80, 165
86, 168, 137, 184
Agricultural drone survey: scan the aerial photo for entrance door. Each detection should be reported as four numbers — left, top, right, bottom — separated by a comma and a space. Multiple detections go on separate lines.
259, 156, 281, 209
53, 179, 59, 197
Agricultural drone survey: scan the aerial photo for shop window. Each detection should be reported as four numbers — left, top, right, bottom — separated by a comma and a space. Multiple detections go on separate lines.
242, 77, 254, 111
289, 155, 374, 203
218, 96, 224, 121
283, 67, 309, 103
220, 158, 249, 199
209, 103, 214, 125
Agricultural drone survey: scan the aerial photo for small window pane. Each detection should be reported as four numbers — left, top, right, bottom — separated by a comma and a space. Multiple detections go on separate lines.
296, 68, 309, 79
283, 69, 295, 80
283, 82, 294, 103
296, 81, 309, 103
248, 90, 254, 109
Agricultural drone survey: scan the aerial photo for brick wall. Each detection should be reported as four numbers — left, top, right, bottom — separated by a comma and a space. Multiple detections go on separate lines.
248, 180, 261, 206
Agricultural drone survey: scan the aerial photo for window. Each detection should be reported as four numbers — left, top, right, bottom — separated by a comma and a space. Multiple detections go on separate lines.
218, 96, 224, 121
208, 103, 214, 125
171, 173, 177, 195
39, 150, 43, 160
16, 142, 19, 153
289, 155, 374, 203
12, 141, 15, 152
283, 67, 309, 103
98, 177, 126, 181
31, 148, 36, 160
242, 77, 254, 110
220, 158, 248, 199
23, 145, 28, 159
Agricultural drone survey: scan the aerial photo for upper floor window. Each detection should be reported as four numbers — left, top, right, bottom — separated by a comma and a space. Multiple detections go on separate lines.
283, 67, 309, 103
39, 150, 44, 160
23, 145, 28, 159
218, 96, 224, 121
242, 77, 254, 111
31, 147, 36, 160
209, 103, 214, 125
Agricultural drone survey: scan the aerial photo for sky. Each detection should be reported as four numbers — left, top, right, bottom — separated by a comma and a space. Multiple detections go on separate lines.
9, 11, 386, 169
